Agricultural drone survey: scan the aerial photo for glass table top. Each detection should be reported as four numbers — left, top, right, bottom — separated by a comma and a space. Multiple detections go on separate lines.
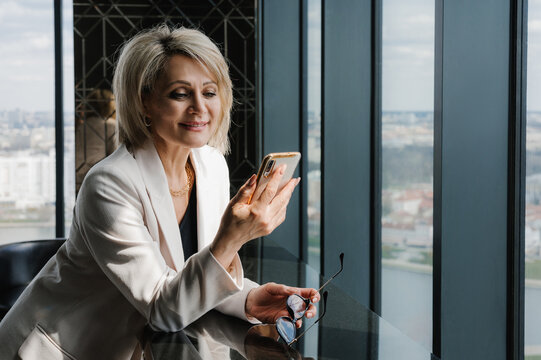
147, 239, 439, 360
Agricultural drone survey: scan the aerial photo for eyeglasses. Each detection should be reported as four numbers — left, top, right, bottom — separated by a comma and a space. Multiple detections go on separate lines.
276, 253, 344, 345
286, 253, 344, 320
276, 291, 328, 346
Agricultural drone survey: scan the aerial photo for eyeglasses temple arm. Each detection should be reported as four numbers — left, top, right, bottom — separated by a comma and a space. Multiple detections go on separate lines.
288, 291, 328, 346
317, 253, 344, 292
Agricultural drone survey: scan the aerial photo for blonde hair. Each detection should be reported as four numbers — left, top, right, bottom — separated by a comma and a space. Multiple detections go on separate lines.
112, 25, 233, 153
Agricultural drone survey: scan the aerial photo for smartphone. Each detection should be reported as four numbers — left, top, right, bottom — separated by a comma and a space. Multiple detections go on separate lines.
250, 152, 301, 202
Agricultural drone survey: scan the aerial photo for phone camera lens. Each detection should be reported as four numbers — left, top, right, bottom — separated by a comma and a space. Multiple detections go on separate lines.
264, 159, 275, 177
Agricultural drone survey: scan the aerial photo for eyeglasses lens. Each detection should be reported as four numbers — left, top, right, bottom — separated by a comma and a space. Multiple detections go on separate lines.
286, 294, 308, 319
276, 316, 296, 344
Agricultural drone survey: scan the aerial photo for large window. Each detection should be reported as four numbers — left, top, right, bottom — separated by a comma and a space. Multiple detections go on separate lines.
381, 0, 434, 350
63, 1, 75, 236
525, 0, 541, 357
306, 0, 322, 272
0, 1, 74, 245
302, 0, 322, 356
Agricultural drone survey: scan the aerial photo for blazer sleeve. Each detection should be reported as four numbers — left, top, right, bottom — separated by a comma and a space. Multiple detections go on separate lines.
205, 151, 261, 323
214, 278, 260, 323
76, 163, 245, 332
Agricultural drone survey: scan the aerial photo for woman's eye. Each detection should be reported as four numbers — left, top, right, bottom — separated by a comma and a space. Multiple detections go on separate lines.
204, 91, 217, 98
170, 91, 189, 99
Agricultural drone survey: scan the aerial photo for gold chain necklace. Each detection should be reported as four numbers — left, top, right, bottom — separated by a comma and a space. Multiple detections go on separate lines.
169, 161, 194, 197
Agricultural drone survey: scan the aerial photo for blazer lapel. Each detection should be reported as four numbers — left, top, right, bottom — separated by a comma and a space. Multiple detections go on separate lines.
190, 150, 209, 251
133, 141, 184, 271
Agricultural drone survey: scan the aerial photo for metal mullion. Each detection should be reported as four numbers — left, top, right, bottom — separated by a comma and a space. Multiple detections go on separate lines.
256, 0, 264, 284
370, 0, 382, 316
298, 5, 307, 348
54, 0, 65, 238
318, 0, 325, 355
320, 0, 325, 277
300, 0, 308, 263
507, 0, 527, 359
433, 0, 443, 356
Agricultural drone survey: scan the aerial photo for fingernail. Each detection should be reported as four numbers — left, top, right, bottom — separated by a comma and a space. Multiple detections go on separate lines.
296, 177, 301, 185
312, 297, 318, 302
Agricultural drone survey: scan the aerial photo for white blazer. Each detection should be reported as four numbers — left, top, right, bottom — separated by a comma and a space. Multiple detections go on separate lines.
0, 141, 259, 360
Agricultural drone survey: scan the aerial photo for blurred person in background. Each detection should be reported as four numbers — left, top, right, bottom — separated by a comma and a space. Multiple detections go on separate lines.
75, 88, 117, 192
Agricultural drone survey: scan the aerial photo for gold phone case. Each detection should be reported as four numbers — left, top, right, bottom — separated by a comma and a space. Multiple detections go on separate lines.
255, 152, 301, 192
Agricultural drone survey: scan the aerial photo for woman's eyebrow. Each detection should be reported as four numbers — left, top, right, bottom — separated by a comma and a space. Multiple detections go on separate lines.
167, 80, 191, 87
166, 80, 217, 87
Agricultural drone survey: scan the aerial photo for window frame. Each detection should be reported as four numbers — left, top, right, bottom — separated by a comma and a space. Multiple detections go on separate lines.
54, 0, 65, 238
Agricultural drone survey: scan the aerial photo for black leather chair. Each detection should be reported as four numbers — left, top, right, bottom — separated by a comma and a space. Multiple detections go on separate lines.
0, 239, 65, 320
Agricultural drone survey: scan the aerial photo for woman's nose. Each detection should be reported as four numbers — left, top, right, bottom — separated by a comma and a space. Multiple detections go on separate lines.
189, 93, 207, 114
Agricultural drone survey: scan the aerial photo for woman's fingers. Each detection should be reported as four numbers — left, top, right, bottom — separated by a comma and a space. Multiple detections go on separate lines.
257, 164, 287, 204
232, 174, 257, 204
305, 303, 318, 319
269, 177, 300, 213
265, 282, 296, 296
225, 167, 300, 242
250, 165, 284, 204
298, 287, 320, 303
283, 286, 320, 319
266, 283, 319, 302
249, 175, 266, 204
257, 178, 299, 233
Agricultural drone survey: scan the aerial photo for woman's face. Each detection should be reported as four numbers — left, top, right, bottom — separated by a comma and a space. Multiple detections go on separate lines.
143, 54, 222, 149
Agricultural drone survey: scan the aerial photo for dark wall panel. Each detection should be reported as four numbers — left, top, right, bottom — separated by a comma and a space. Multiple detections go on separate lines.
435, 0, 510, 358
262, 0, 301, 258
323, 0, 372, 306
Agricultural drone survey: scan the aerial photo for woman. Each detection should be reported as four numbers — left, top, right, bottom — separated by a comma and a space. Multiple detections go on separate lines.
0, 25, 319, 359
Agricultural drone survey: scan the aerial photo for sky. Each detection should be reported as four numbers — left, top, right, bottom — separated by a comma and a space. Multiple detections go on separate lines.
0, 0, 538, 112
307, 0, 322, 116
529, 0, 541, 111
382, 0, 541, 112
382, 0, 435, 111
0, 0, 73, 112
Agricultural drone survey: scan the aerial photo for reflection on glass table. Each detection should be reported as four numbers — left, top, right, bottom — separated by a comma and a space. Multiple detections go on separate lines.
145, 239, 439, 360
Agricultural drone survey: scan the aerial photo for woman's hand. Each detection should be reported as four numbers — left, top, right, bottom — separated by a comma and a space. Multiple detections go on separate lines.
211, 165, 300, 269
245, 282, 320, 328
